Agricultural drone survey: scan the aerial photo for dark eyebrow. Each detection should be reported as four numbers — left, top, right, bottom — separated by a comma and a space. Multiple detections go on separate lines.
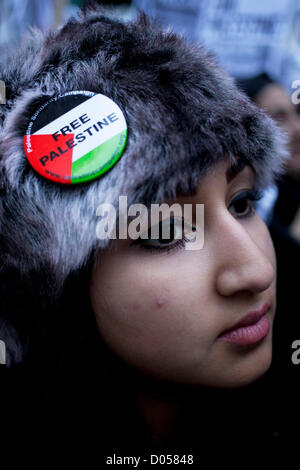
226, 160, 250, 183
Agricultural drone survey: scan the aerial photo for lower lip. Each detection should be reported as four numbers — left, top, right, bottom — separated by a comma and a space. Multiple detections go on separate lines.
218, 313, 270, 346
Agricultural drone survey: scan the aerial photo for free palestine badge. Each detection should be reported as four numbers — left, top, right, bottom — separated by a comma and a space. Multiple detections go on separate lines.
24, 91, 127, 184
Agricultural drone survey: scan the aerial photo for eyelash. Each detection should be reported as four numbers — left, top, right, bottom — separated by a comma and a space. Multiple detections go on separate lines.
130, 219, 190, 254
132, 236, 190, 254
131, 189, 263, 254
228, 189, 263, 219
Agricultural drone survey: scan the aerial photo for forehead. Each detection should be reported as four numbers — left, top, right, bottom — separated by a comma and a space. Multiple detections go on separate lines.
225, 159, 251, 183
166, 159, 254, 205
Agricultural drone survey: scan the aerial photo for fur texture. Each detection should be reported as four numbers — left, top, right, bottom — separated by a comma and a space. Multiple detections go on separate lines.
0, 6, 289, 363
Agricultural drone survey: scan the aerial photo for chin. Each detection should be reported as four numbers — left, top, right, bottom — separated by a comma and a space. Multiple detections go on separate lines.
212, 341, 273, 389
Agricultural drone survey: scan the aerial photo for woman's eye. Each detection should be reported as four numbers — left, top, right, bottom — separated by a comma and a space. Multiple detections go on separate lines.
229, 189, 263, 218
131, 217, 193, 253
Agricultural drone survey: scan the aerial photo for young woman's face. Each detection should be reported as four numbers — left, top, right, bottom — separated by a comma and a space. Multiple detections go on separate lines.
89, 159, 277, 388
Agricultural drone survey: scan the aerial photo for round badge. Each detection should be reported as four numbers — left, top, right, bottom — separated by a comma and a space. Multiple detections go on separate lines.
23, 91, 127, 184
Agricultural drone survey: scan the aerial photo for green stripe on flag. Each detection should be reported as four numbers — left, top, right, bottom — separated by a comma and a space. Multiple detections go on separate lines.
71, 130, 127, 183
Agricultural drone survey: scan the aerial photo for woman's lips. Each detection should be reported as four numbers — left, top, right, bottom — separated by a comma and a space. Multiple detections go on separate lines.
218, 303, 271, 346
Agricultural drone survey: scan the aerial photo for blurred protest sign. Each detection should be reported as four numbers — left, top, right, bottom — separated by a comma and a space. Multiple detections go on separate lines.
133, 0, 300, 90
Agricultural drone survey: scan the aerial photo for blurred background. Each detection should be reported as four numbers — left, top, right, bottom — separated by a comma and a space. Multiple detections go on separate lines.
0, 0, 133, 47
1, 0, 299, 391
2, 0, 300, 89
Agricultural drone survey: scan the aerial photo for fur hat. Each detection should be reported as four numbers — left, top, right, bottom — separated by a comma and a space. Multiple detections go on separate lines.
0, 4, 288, 365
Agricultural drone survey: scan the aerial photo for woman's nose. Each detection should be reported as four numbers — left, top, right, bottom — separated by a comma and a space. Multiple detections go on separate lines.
214, 215, 275, 297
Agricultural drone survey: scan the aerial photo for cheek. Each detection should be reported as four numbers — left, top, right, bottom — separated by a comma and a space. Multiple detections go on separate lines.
249, 217, 277, 300
259, 220, 277, 271
89, 252, 214, 378
246, 215, 277, 271
90, 265, 185, 357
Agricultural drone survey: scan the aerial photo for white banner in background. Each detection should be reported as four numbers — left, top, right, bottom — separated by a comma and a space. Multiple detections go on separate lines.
133, 0, 300, 90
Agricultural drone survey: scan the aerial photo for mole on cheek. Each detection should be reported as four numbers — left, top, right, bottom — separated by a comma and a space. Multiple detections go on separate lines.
156, 296, 166, 308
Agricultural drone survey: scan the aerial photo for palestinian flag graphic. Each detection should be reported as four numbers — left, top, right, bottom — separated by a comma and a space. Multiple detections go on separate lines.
24, 91, 127, 184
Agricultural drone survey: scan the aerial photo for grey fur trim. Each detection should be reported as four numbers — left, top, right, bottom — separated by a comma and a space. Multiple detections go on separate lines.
0, 7, 289, 294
